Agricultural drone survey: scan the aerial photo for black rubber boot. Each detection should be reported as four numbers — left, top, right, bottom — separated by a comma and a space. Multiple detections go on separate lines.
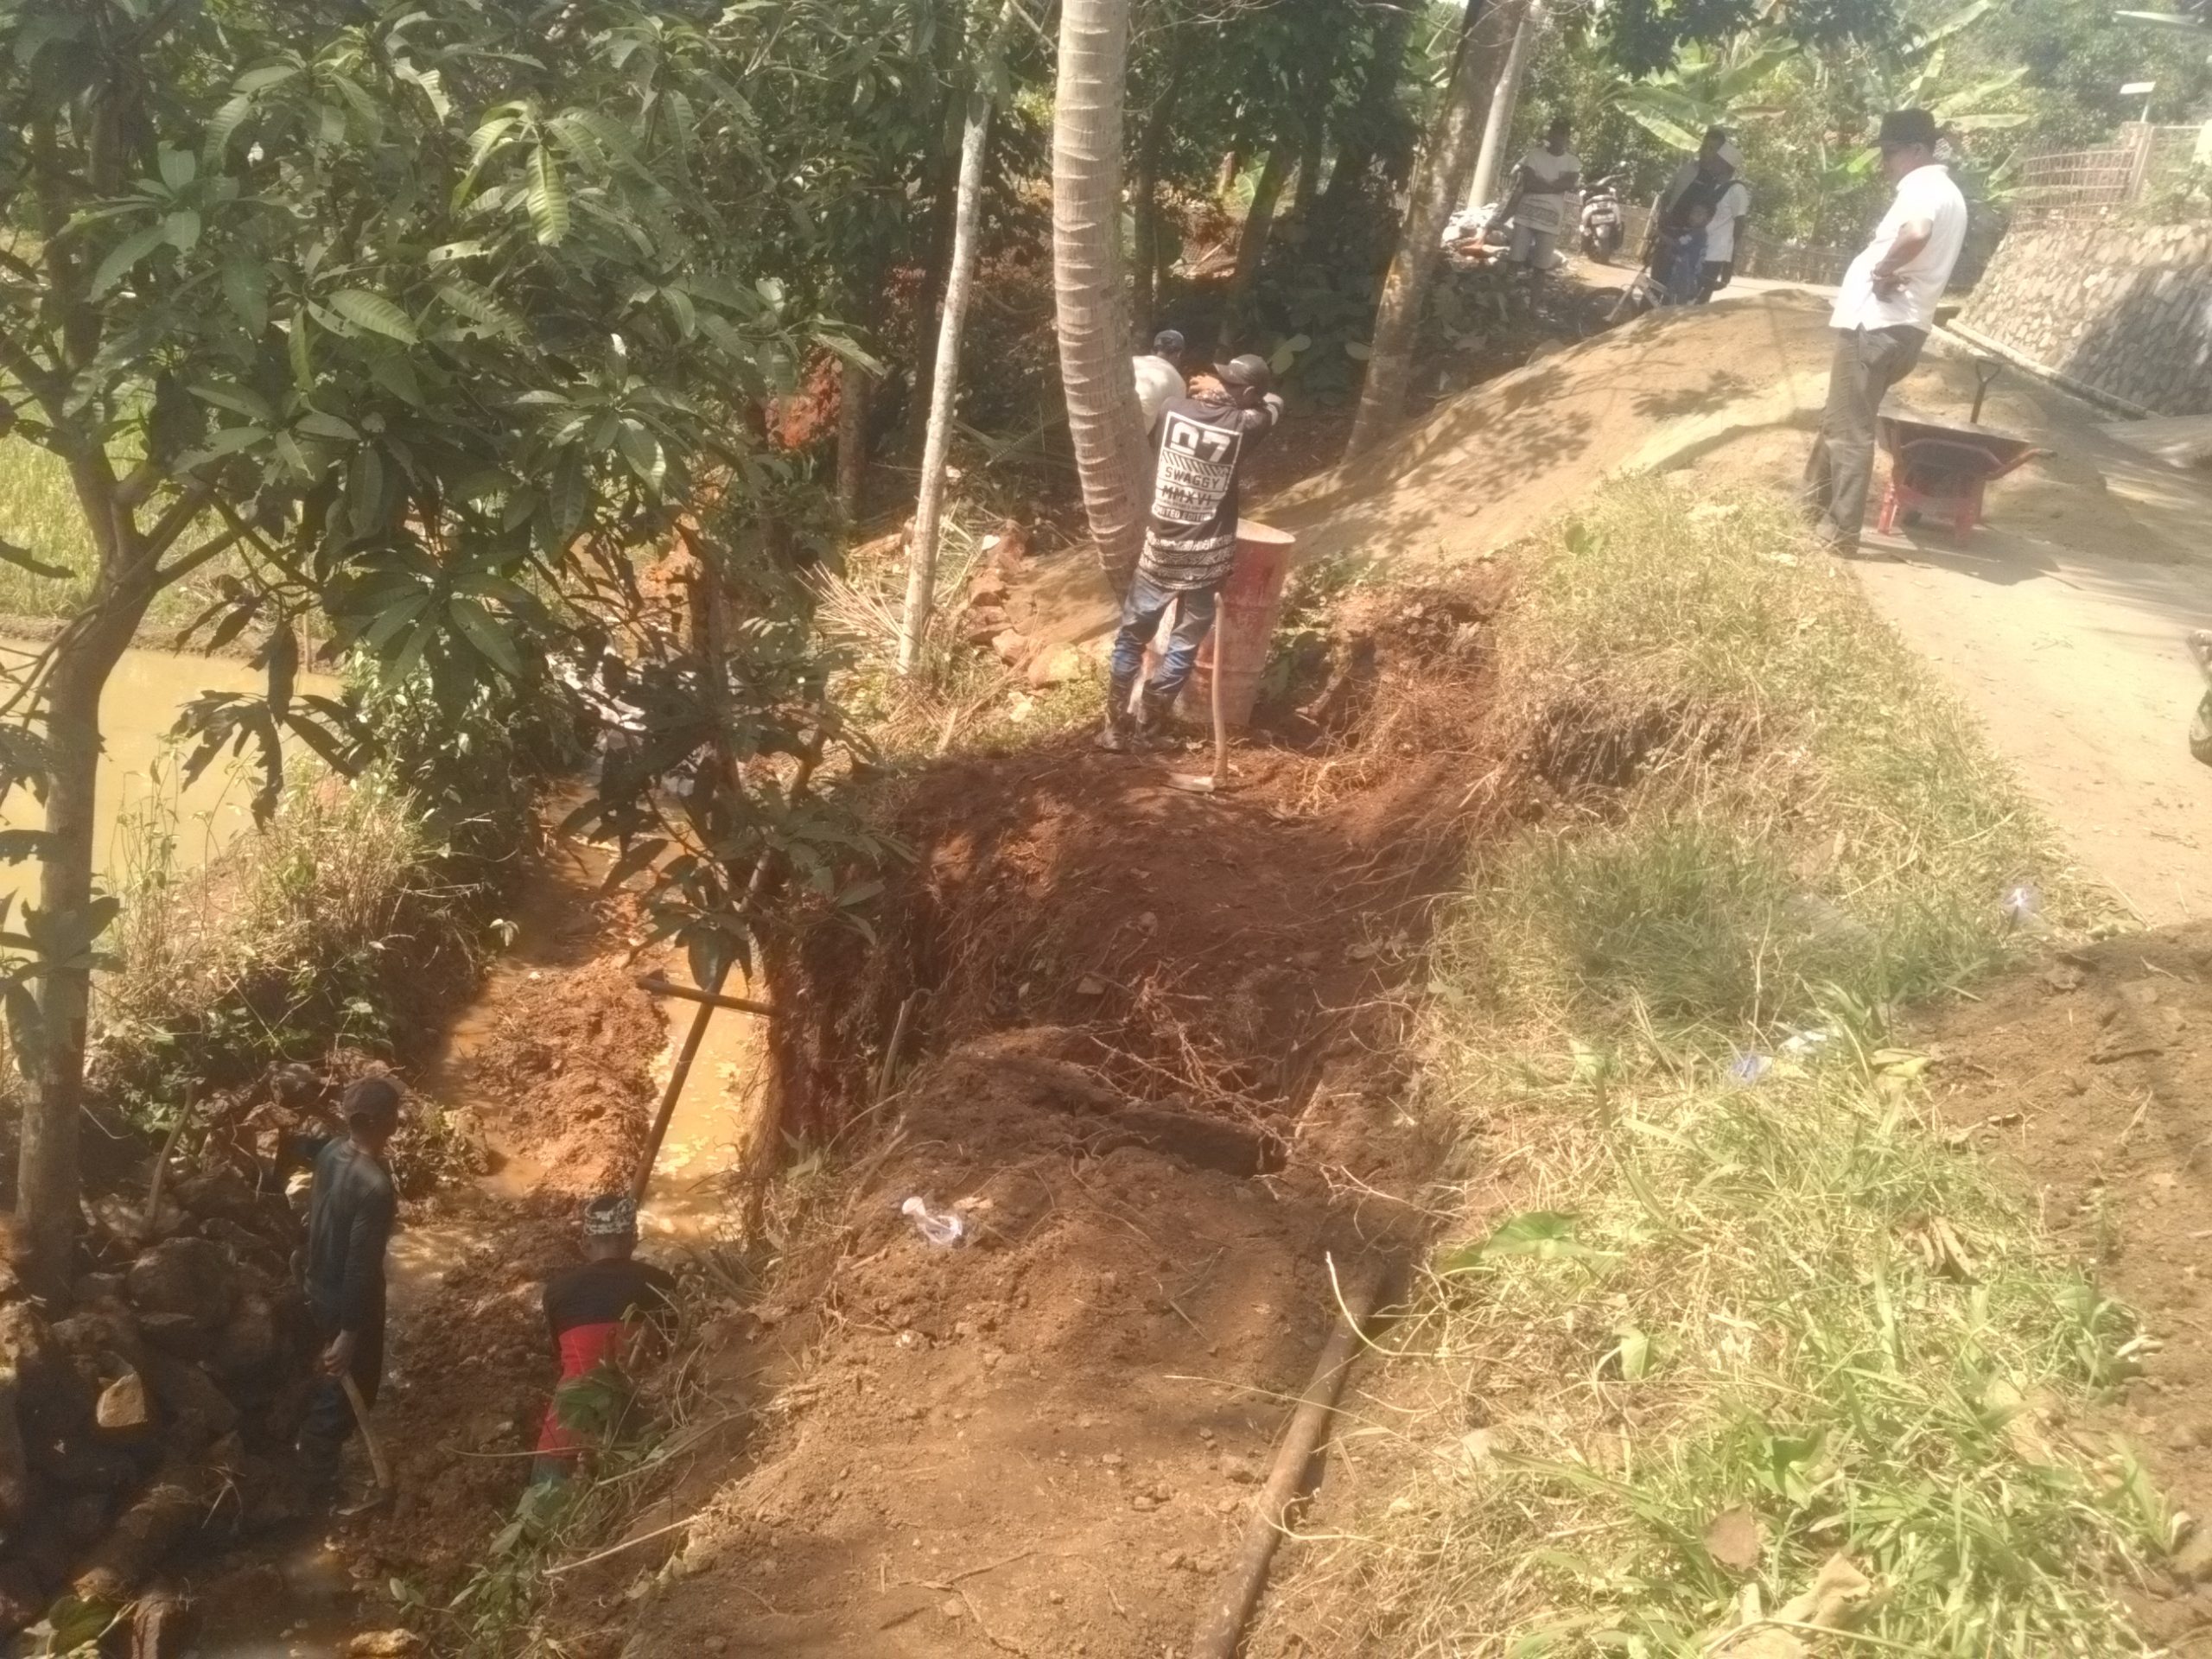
1135, 688, 1177, 749
1096, 670, 1138, 752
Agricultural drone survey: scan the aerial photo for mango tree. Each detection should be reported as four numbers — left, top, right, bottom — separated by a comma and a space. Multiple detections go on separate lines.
0, 0, 876, 1298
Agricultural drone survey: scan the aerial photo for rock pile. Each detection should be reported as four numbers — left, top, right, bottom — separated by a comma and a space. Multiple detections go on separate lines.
0, 1160, 315, 1641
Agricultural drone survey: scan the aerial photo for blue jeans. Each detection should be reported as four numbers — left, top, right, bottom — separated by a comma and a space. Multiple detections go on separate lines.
1108, 573, 1217, 706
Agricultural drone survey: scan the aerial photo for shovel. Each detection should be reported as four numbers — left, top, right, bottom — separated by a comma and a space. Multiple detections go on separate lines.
1167, 609, 1233, 795
337, 1373, 397, 1515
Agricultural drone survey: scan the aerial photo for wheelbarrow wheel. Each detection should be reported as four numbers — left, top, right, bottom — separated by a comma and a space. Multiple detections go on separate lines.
2190, 689, 2212, 768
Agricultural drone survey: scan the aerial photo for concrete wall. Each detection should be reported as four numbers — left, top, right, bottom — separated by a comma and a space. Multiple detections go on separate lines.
1956, 219, 2212, 417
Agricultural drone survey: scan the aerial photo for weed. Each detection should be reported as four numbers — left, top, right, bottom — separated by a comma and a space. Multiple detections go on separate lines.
1259, 480, 2155, 1657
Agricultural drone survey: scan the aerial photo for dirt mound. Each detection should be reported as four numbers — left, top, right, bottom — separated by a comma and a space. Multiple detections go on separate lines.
1271, 290, 1837, 573
1915, 925, 2212, 1652
594, 582, 1510, 1657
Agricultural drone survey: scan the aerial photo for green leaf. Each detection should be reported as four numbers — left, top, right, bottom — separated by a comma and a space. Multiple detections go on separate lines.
191, 381, 275, 423
161, 207, 200, 253
157, 146, 196, 191
221, 259, 270, 333
204, 92, 257, 165
288, 309, 314, 388
527, 145, 569, 245
1437, 1211, 1611, 1273
235, 60, 302, 92
448, 596, 523, 677
331, 289, 419, 345
435, 278, 525, 339
91, 222, 167, 298
296, 410, 358, 442
616, 422, 665, 492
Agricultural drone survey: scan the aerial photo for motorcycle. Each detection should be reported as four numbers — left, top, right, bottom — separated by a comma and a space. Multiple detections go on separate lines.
1579, 175, 1624, 264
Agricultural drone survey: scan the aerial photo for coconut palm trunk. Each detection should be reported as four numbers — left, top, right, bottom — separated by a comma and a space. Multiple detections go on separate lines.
1052, 0, 1147, 592
899, 0, 1022, 673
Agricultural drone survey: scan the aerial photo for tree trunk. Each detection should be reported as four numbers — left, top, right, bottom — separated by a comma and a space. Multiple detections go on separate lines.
836, 358, 871, 528
1226, 144, 1288, 321
904, 0, 973, 447
1129, 63, 1187, 353
1467, 0, 1540, 212
1052, 0, 1149, 592
899, 0, 1020, 675
1132, 162, 1159, 341
1293, 100, 1325, 217
1313, 0, 1418, 232
1347, 0, 1515, 457
20, 597, 143, 1300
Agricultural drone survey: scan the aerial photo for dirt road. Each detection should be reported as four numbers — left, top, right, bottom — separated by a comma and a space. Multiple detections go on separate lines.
1841, 362, 2212, 925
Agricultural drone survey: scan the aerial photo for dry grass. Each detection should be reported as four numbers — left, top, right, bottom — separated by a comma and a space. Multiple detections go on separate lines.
95, 766, 459, 1095
1255, 480, 2160, 1657
819, 507, 1101, 762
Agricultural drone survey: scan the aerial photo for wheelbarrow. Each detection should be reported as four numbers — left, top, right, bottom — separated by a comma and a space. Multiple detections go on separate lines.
1874, 359, 2044, 537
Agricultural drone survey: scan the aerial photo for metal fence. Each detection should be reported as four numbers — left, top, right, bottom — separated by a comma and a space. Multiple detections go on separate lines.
2012, 124, 2205, 216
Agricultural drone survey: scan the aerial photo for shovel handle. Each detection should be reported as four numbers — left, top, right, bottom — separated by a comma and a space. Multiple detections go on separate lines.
340, 1373, 394, 1492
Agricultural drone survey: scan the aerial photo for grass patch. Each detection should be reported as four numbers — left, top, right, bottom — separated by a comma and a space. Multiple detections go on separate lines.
0, 437, 96, 618
0, 434, 247, 628
1273, 480, 2157, 1656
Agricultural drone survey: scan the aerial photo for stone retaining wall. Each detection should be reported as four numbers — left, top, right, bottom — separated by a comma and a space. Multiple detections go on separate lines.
1956, 219, 2212, 416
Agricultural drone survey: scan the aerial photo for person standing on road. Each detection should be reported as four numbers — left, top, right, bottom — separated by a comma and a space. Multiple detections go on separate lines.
532, 1195, 677, 1485
1658, 129, 1750, 300
1132, 328, 1188, 437
1804, 108, 1967, 556
1098, 354, 1284, 753
295, 1075, 403, 1503
1502, 118, 1580, 270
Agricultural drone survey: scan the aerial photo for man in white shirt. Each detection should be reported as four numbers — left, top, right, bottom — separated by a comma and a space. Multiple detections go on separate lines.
1503, 118, 1580, 269
1131, 328, 1187, 436
1804, 108, 1967, 554
1659, 130, 1751, 300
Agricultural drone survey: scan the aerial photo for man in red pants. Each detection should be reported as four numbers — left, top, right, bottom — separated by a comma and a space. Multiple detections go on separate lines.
531, 1195, 676, 1484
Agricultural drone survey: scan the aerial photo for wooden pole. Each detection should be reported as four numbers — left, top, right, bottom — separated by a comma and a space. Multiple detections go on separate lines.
630, 748, 820, 1207
1187, 1258, 1389, 1659
633, 973, 775, 1018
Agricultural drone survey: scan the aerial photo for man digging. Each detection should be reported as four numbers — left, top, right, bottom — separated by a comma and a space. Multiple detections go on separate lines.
295, 1075, 402, 1507
1098, 353, 1283, 753
531, 1195, 676, 1486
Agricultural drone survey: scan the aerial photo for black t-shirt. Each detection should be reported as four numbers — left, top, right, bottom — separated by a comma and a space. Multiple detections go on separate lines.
543, 1257, 677, 1376
304, 1138, 396, 1333
1141, 393, 1280, 592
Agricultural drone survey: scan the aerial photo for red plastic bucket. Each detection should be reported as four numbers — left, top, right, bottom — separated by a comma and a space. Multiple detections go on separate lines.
1178, 519, 1297, 731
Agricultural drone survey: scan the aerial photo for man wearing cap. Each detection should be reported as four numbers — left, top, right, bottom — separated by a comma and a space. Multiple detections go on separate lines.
532, 1196, 676, 1483
1805, 109, 1967, 554
1099, 353, 1284, 753
295, 1075, 403, 1498
1132, 329, 1188, 437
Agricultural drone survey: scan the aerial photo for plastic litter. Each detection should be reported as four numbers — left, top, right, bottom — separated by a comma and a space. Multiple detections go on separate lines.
1727, 1051, 1774, 1085
2002, 883, 2044, 927
900, 1196, 966, 1248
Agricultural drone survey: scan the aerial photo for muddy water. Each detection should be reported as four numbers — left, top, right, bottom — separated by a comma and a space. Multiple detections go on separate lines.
0, 639, 338, 877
